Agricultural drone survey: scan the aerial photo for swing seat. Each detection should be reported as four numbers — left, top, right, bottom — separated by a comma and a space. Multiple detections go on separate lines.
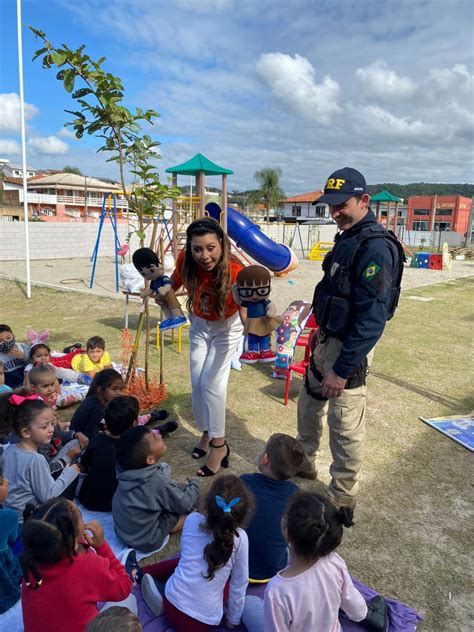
117, 244, 129, 257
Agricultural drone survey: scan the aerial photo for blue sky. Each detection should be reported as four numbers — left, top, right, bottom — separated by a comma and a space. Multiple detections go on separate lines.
1, 0, 473, 194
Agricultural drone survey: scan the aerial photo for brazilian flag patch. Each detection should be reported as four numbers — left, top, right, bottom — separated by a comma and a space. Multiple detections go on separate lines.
363, 262, 381, 280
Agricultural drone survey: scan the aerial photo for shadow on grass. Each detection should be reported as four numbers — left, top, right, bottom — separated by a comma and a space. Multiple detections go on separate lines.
371, 371, 474, 411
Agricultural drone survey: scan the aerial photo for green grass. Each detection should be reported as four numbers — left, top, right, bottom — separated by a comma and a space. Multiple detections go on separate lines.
2, 277, 473, 631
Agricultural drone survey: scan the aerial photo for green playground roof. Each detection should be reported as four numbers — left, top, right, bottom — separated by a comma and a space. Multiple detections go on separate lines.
165, 153, 233, 176
371, 189, 403, 203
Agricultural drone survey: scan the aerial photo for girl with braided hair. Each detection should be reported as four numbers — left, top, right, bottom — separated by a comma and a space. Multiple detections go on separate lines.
0, 390, 79, 523
20, 498, 133, 632
243, 491, 390, 632
139, 474, 254, 631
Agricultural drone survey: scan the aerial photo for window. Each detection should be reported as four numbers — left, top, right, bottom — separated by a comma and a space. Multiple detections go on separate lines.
412, 221, 429, 231
292, 205, 301, 217
41, 207, 55, 216
314, 204, 327, 219
435, 208, 452, 216
434, 221, 450, 231
413, 209, 430, 216
65, 189, 74, 197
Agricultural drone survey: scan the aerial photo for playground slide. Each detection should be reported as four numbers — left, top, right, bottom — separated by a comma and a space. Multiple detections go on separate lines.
205, 203, 298, 274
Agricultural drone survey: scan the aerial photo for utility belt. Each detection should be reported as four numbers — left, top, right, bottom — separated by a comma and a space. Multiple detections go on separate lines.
305, 334, 369, 401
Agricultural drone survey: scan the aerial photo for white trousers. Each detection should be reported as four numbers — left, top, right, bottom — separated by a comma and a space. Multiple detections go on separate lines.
189, 312, 244, 439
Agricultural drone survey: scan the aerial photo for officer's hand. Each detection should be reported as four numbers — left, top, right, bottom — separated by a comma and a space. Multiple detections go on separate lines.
321, 370, 347, 398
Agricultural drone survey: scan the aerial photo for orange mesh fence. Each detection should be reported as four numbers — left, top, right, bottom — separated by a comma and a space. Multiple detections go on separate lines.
121, 328, 167, 409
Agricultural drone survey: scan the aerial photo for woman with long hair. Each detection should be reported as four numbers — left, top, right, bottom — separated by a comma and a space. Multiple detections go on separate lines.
171, 217, 244, 476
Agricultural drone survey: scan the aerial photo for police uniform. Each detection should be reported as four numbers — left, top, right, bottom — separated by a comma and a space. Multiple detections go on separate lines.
297, 168, 404, 508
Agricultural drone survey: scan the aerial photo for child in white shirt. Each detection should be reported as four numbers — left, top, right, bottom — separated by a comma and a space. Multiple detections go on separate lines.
140, 474, 253, 631
242, 491, 389, 632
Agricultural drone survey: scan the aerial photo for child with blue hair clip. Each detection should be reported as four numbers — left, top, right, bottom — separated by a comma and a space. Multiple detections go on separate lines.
139, 474, 254, 631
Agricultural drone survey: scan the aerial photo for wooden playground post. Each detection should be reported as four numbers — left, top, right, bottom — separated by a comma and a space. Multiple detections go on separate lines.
221, 173, 228, 232
172, 173, 178, 259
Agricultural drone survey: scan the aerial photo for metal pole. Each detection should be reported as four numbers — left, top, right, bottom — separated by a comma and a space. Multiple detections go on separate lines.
17, 0, 31, 298
465, 196, 474, 246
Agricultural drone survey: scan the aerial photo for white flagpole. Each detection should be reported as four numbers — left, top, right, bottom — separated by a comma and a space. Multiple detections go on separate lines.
17, 0, 31, 298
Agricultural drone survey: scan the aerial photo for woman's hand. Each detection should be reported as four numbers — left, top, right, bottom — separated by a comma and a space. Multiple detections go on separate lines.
9, 347, 24, 359
83, 521, 105, 548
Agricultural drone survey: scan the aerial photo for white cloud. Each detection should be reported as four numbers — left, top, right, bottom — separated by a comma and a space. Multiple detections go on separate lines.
177, 0, 233, 11
422, 64, 474, 103
57, 127, 78, 140
349, 104, 437, 141
355, 60, 415, 100
29, 136, 70, 155
0, 139, 21, 155
256, 53, 341, 125
0, 93, 39, 133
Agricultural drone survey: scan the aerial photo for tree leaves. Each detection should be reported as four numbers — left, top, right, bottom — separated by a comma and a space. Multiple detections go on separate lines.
63, 69, 76, 93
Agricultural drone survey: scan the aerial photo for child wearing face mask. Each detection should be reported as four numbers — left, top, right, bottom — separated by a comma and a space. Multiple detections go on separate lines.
0, 324, 30, 389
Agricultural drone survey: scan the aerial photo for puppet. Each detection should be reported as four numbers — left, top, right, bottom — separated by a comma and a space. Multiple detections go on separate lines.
132, 248, 187, 331
233, 265, 282, 364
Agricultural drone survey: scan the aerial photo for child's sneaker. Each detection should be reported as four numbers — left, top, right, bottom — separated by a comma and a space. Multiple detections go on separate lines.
258, 350, 277, 362
124, 549, 143, 585
240, 351, 260, 364
157, 420, 178, 438
147, 408, 169, 424
141, 574, 164, 616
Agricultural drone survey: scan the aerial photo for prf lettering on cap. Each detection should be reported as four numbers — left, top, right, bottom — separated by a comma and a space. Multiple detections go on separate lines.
326, 178, 345, 190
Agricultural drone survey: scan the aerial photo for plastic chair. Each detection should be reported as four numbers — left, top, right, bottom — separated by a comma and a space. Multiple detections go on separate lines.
283, 318, 318, 406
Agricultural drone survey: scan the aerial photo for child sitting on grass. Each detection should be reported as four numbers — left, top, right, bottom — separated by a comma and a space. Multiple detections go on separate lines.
140, 474, 253, 630
78, 395, 140, 512
70, 369, 125, 439
20, 498, 134, 632
0, 324, 30, 388
240, 433, 305, 582
242, 492, 389, 632
24, 342, 91, 388
28, 363, 84, 409
0, 392, 79, 522
112, 426, 199, 553
79, 395, 177, 512
71, 336, 113, 378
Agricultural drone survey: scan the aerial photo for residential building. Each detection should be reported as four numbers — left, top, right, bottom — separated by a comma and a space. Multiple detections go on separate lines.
282, 190, 328, 221
1, 172, 129, 222
0, 160, 37, 179
407, 195, 472, 234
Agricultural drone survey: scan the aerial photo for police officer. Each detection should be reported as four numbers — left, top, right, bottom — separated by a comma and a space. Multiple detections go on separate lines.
296, 167, 404, 509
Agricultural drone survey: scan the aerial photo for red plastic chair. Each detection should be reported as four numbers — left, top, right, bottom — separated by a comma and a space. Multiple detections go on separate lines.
283, 317, 318, 405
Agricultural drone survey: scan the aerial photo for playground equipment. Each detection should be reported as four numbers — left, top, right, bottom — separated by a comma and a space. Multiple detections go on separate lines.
206, 203, 298, 274
307, 241, 333, 261
90, 192, 128, 292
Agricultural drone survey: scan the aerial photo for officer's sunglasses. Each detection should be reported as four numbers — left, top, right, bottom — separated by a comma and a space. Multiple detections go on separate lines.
238, 286, 271, 298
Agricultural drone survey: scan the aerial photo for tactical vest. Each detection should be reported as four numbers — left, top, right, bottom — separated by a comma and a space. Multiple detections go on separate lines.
312, 224, 404, 339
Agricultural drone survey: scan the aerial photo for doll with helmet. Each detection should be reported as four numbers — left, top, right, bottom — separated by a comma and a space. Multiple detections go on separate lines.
132, 248, 187, 331
233, 265, 282, 364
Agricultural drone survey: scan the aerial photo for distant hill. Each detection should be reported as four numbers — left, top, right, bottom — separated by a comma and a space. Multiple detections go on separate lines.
367, 183, 474, 199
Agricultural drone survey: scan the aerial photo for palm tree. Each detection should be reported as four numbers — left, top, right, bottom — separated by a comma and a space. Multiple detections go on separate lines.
252, 168, 285, 223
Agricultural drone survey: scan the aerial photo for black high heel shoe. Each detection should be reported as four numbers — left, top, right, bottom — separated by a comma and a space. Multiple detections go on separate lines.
196, 441, 230, 477
192, 431, 209, 459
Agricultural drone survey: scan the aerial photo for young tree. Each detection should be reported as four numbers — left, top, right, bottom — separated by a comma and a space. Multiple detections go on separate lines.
250, 168, 285, 222
29, 27, 180, 246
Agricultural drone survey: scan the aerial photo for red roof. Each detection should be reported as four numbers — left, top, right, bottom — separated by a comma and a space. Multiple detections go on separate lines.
285, 190, 324, 203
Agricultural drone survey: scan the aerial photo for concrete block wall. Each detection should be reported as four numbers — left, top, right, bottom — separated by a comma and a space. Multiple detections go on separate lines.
0, 222, 144, 261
